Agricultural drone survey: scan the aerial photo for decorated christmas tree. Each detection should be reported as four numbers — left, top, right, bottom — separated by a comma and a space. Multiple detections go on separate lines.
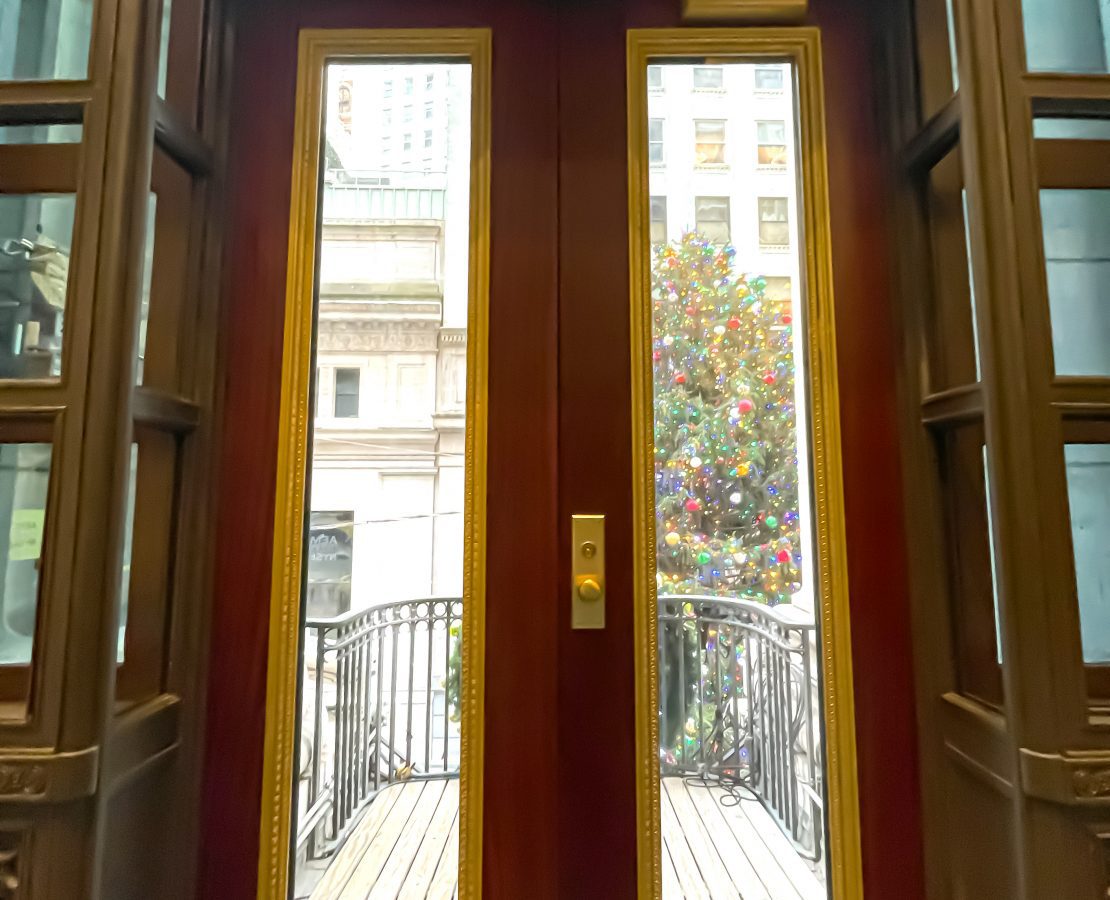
653, 232, 802, 605
654, 232, 805, 765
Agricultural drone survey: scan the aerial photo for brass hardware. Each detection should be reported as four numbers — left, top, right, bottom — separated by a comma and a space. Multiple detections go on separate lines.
578, 578, 602, 602
571, 515, 605, 629
682, 0, 808, 23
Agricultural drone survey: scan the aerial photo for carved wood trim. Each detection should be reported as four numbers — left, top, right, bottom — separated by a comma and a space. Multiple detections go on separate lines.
1021, 748, 1110, 806
682, 0, 806, 22
0, 747, 96, 804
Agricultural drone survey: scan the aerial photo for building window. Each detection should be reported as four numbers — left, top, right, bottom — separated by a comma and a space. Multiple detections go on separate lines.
334, 368, 360, 418
403, 105, 413, 123
762, 275, 792, 303
425, 73, 434, 90
756, 120, 787, 167
650, 196, 667, 244
404, 76, 414, 95
649, 118, 665, 164
754, 66, 785, 92
695, 119, 726, 165
648, 65, 663, 89
403, 133, 412, 151
693, 66, 724, 89
424, 129, 433, 148
758, 197, 790, 247
424, 101, 434, 120
384, 79, 393, 98
695, 196, 731, 243
382, 108, 392, 126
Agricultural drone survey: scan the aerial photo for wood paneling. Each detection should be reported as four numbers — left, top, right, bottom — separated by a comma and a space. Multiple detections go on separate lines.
813, 3, 923, 893
202, 3, 560, 899
200, 8, 293, 895
204, 1, 923, 898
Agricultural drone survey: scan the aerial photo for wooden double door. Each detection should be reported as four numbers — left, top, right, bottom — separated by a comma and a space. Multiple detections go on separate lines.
203, 0, 920, 898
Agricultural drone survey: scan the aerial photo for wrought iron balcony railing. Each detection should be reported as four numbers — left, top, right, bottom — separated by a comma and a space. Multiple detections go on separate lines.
657, 594, 822, 862
295, 593, 821, 866
297, 597, 461, 862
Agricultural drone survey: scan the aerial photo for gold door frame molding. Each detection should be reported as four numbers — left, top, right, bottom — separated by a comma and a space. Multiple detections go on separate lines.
626, 28, 863, 899
260, 28, 491, 900
682, 0, 808, 22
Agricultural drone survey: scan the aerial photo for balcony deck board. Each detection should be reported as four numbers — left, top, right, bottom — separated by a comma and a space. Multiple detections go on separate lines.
335, 779, 426, 900
676, 777, 769, 899
307, 777, 824, 899
397, 780, 458, 900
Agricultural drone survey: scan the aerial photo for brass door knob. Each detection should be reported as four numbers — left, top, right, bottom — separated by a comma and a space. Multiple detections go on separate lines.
577, 578, 602, 602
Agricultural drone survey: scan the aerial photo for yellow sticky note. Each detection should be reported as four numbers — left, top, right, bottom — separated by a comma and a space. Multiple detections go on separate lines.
9, 510, 45, 562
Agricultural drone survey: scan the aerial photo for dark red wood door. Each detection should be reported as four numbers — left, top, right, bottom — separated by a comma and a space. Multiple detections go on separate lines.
204, 3, 560, 897
201, 1, 923, 898
553, 1, 923, 897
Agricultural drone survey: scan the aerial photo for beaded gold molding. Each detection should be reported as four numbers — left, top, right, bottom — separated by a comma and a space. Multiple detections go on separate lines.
626, 28, 862, 899
261, 29, 490, 900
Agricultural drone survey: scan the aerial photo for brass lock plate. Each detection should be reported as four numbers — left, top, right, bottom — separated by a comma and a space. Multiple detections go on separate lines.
571, 514, 605, 630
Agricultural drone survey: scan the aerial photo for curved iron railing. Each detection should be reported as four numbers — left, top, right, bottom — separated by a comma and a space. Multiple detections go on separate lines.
296, 597, 461, 862
296, 593, 821, 866
658, 594, 823, 862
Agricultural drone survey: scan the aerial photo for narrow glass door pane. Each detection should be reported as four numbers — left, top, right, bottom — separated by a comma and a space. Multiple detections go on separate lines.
0, 194, 75, 379
644, 59, 828, 897
1033, 117, 1110, 140
0, 0, 94, 80
0, 440, 51, 720
1022, 0, 1110, 73
294, 60, 470, 898
0, 123, 81, 144
924, 145, 981, 389
157, 0, 172, 97
1064, 444, 1110, 663
1039, 189, 1110, 376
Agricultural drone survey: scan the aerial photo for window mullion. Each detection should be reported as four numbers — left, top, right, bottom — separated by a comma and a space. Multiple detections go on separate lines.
59, 0, 160, 753
957, 0, 1070, 744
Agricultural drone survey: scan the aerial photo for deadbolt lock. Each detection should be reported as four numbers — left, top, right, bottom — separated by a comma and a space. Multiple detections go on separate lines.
571, 515, 605, 629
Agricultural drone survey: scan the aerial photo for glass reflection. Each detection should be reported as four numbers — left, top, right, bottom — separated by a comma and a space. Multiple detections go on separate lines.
0, 194, 75, 379
0, 0, 94, 81
1065, 444, 1110, 663
1022, 0, 1110, 73
0, 443, 51, 665
1040, 189, 1110, 376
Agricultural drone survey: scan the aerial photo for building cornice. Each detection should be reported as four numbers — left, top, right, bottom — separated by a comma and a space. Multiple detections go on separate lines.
317, 317, 440, 352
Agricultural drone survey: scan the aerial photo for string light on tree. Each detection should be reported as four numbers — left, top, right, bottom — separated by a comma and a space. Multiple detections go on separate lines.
652, 232, 803, 606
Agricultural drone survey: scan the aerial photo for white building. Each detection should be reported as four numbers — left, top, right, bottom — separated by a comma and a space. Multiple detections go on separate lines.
648, 61, 815, 616
304, 60, 806, 618
647, 61, 800, 305
306, 63, 471, 617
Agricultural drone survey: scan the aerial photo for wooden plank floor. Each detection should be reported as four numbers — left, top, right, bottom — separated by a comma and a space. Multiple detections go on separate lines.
308, 777, 824, 899
661, 778, 826, 900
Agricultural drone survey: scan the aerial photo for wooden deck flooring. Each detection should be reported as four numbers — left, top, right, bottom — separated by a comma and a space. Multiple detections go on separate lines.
307, 776, 824, 900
